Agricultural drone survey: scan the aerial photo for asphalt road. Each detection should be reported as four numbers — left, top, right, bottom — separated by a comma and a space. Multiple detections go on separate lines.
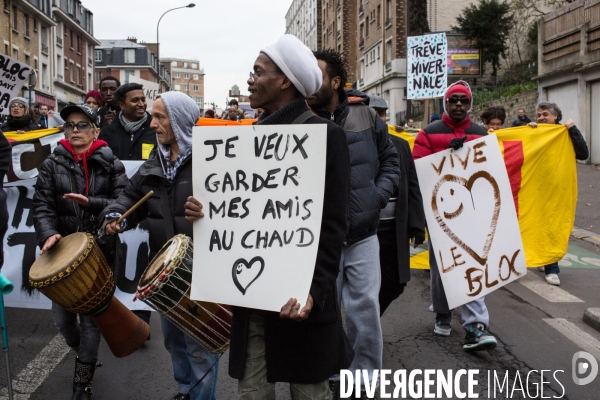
0, 164, 598, 400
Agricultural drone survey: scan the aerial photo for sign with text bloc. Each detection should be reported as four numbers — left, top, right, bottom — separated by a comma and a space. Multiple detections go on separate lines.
191, 124, 327, 311
415, 135, 527, 309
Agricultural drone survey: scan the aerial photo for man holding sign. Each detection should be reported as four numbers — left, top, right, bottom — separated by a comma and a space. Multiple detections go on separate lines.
186, 34, 352, 399
413, 81, 497, 352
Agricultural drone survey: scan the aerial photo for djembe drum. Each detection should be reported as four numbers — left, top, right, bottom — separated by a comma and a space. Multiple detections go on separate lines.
136, 234, 232, 354
29, 232, 149, 358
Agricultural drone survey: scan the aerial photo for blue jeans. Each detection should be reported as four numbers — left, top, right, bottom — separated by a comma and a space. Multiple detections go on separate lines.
429, 243, 490, 330
51, 302, 101, 364
160, 315, 219, 400
544, 262, 560, 275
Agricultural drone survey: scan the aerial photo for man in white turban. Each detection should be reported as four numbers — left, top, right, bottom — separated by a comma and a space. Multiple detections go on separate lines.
185, 34, 353, 399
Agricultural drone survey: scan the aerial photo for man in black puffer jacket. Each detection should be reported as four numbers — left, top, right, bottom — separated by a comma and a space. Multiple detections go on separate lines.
99, 83, 157, 161
308, 49, 399, 397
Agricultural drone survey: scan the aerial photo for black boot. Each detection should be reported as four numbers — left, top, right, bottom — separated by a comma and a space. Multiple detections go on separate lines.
73, 357, 96, 400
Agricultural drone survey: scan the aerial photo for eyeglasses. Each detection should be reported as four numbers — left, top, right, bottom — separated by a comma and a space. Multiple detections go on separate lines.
447, 96, 471, 105
249, 70, 282, 82
10, 104, 25, 109
65, 122, 94, 132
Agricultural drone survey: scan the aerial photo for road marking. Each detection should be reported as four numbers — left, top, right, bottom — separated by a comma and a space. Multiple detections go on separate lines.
544, 318, 600, 360
518, 272, 584, 303
0, 334, 71, 400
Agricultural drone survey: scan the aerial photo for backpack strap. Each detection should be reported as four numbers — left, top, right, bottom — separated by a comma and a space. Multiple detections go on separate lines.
292, 110, 315, 125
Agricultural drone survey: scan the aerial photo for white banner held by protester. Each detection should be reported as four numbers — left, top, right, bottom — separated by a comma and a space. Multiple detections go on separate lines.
407, 33, 447, 99
128, 76, 159, 109
191, 125, 327, 312
414, 135, 527, 309
0, 54, 33, 125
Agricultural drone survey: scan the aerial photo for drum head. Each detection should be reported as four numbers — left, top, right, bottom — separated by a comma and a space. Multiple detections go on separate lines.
138, 235, 186, 290
29, 233, 93, 282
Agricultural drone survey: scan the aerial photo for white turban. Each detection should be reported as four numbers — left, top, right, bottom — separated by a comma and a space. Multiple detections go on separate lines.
260, 34, 322, 97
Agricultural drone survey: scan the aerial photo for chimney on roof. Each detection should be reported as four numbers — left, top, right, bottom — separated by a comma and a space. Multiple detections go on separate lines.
127, 36, 137, 43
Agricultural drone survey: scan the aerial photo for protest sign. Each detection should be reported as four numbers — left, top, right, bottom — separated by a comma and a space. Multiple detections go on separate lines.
128, 76, 159, 108
407, 33, 447, 99
414, 135, 527, 309
191, 125, 327, 311
0, 54, 33, 125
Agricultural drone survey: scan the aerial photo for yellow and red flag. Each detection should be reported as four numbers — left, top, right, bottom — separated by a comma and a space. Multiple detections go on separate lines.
410, 124, 578, 269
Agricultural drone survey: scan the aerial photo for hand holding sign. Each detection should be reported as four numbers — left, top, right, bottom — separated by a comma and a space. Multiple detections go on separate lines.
184, 196, 204, 223
280, 294, 313, 321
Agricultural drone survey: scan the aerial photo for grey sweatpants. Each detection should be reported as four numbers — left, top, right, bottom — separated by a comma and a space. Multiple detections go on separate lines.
332, 235, 382, 388
429, 243, 490, 330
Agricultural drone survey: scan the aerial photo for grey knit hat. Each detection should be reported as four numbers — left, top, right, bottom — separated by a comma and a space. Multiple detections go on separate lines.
9, 97, 29, 110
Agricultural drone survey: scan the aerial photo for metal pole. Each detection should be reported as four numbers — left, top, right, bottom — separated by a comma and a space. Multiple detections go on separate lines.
0, 274, 15, 400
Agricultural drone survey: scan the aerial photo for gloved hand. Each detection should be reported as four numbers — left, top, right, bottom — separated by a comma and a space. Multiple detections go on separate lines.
409, 228, 425, 249
448, 135, 467, 150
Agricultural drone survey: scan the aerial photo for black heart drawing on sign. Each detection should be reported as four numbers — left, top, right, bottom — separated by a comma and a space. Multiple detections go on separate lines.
431, 170, 501, 267
232, 256, 265, 295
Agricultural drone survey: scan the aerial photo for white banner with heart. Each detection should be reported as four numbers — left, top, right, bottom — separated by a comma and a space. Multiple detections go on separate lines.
415, 134, 527, 309
190, 124, 327, 312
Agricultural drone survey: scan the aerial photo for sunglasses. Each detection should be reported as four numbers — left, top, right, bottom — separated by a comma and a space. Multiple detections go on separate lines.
447, 96, 471, 105
65, 122, 94, 132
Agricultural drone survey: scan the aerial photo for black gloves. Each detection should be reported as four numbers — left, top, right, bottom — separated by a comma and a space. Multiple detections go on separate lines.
409, 228, 425, 249
448, 135, 468, 150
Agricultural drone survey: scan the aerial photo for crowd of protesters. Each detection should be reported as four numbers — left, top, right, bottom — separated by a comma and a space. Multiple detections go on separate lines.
0, 33, 590, 400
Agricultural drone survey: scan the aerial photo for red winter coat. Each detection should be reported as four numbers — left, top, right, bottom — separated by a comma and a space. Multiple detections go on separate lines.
412, 113, 488, 159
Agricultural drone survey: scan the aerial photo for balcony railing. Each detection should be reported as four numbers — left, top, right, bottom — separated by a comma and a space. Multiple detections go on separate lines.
56, 36, 62, 46
41, 44, 49, 54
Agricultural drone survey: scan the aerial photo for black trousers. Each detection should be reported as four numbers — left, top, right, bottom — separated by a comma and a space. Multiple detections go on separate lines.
377, 228, 406, 316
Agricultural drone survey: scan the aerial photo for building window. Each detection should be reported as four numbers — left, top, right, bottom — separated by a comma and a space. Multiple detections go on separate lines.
191, 63, 197, 69
76, 35, 81, 53
171, 61, 177, 67
33, 19, 37, 32
125, 70, 135, 83
193, 74, 198, 80
95, 71, 102, 82
25, 54, 30, 66
175, 72, 180, 78
184, 84, 189, 91
193, 85, 199, 91
183, 62, 188, 68
124, 49, 135, 63
365, 17, 369, 37
76, 66, 81, 84
386, 40, 392, 63
70, 30, 74, 49
377, 5, 381, 27
184, 73, 190, 79
12, 49, 18, 60
175, 84, 181, 91
95, 50, 102, 62
24, 14, 29, 37
3, 1, 9, 12
11, 6, 17, 30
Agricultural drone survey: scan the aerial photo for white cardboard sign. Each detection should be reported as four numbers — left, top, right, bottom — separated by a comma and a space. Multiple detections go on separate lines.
407, 33, 447, 99
414, 135, 527, 309
191, 124, 327, 311
0, 54, 32, 125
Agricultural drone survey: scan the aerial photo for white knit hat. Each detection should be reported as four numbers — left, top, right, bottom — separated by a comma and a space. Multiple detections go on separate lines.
260, 35, 322, 97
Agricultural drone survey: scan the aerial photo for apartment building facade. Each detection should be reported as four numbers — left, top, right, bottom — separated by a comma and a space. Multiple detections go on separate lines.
94, 38, 171, 94
320, 0, 357, 84
2, 0, 56, 108
161, 57, 204, 111
52, 0, 99, 108
286, 0, 322, 51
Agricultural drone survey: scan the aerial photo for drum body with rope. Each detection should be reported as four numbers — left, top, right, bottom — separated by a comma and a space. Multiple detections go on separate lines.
29, 232, 149, 358
136, 234, 232, 354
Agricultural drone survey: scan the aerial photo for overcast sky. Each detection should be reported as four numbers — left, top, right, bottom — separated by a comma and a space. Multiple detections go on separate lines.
90, 0, 293, 109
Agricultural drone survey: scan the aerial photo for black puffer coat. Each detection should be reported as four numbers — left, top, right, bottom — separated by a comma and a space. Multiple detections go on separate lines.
0, 115, 39, 132
32, 144, 128, 264
98, 149, 192, 260
98, 113, 157, 161
315, 89, 400, 245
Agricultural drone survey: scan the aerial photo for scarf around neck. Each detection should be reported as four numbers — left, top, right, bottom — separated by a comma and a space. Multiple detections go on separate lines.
118, 111, 148, 134
7, 114, 33, 129
59, 139, 108, 195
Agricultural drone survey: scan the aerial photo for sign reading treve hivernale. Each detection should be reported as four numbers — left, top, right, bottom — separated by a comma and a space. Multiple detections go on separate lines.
0, 54, 32, 125
191, 125, 327, 312
407, 33, 448, 99
414, 135, 527, 309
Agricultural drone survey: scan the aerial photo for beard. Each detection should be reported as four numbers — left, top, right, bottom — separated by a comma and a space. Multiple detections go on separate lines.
306, 85, 334, 110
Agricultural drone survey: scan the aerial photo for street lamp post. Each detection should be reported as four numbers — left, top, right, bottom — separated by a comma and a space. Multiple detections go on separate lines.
156, 3, 195, 91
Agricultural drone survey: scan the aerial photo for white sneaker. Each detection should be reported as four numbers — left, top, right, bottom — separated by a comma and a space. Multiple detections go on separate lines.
545, 273, 560, 286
